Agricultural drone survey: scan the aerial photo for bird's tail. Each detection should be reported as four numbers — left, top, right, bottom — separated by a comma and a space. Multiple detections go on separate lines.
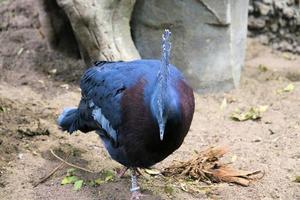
57, 108, 80, 133
57, 106, 98, 134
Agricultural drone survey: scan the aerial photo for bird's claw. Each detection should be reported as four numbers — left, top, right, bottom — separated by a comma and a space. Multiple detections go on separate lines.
130, 190, 145, 200
116, 166, 128, 178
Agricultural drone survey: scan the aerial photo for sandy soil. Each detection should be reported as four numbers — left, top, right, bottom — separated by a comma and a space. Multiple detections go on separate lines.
0, 41, 299, 199
0, 1, 300, 199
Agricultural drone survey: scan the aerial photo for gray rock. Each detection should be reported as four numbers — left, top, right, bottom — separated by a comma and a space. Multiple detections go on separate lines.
279, 40, 293, 51
248, 16, 266, 29
255, 2, 272, 15
132, 0, 249, 93
272, 42, 279, 49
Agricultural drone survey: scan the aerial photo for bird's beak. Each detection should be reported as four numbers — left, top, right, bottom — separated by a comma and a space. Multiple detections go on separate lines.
159, 124, 165, 141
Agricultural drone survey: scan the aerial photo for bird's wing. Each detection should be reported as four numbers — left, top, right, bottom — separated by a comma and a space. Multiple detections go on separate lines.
80, 61, 139, 143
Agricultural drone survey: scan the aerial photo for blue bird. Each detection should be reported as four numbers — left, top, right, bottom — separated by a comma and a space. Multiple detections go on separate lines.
58, 30, 195, 199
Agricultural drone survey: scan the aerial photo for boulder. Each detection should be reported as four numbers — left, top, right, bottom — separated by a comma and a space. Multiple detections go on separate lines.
132, 0, 249, 93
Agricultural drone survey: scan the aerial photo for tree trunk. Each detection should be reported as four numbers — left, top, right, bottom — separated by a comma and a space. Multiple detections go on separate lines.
56, 0, 140, 65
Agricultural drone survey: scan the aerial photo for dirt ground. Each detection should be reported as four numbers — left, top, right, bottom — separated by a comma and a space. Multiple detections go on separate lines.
0, 1, 300, 199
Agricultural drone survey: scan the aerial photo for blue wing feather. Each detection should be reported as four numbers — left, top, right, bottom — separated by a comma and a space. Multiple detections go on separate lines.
79, 59, 184, 142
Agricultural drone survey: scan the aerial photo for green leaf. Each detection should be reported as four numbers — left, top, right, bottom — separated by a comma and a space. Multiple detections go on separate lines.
73, 180, 83, 190
104, 175, 114, 182
102, 170, 115, 182
94, 178, 105, 185
61, 176, 79, 185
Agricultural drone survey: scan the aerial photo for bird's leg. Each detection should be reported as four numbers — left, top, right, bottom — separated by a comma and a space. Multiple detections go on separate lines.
130, 168, 143, 200
117, 166, 128, 178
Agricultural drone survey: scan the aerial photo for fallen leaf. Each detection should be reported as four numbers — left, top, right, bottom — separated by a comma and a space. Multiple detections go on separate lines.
180, 183, 188, 192
283, 83, 295, 92
60, 84, 69, 90
231, 155, 237, 163
17, 48, 24, 56
282, 53, 296, 60
73, 180, 83, 190
258, 64, 268, 72
145, 168, 161, 176
61, 176, 79, 185
230, 106, 268, 121
0, 106, 6, 112
259, 105, 268, 113
277, 83, 295, 94
220, 98, 227, 111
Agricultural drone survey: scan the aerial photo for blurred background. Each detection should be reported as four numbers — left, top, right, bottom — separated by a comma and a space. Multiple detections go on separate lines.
0, 0, 299, 199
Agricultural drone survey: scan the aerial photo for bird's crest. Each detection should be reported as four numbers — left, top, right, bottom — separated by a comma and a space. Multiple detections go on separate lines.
159, 29, 172, 81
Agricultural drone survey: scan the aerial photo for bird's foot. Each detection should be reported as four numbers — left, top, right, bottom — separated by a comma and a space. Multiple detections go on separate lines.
116, 166, 129, 178
130, 190, 145, 200
130, 168, 144, 199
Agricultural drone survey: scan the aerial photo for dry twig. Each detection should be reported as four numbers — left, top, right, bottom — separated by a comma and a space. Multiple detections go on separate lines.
163, 147, 263, 186
33, 152, 71, 187
33, 162, 66, 187
50, 149, 96, 173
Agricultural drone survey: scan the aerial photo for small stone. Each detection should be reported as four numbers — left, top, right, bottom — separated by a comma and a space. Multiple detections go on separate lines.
296, 15, 300, 25
252, 137, 262, 142
18, 153, 24, 160
268, 129, 275, 135
248, 16, 266, 29
279, 28, 285, 35
48, 69, 57, 74
270, 23, 278, 32
274, 1, 285, 10
283, 7, 294, 18
249, 5, 254, 13
256, 2, 272, 15
60, 84, 69, 90
259, 35, 269, 44
262, 0, 273, 5
279, 18, 287, 27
